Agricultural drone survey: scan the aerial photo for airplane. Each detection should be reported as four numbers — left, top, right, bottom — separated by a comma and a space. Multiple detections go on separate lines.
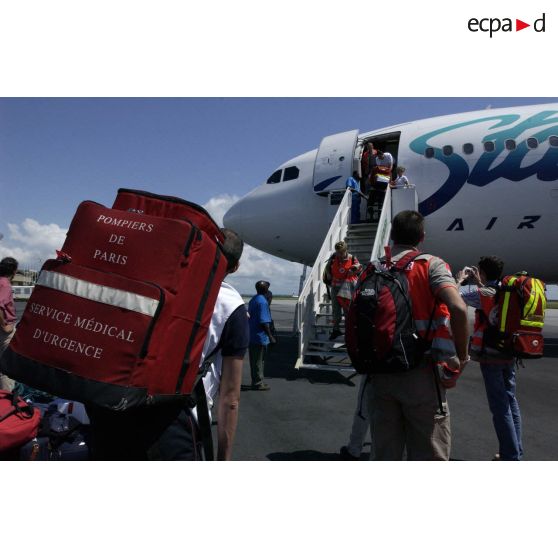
223, 102, 558, 281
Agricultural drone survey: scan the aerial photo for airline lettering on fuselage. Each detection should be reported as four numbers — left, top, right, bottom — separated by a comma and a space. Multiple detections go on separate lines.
410, 111, 558, 216
446, 216, 541, 231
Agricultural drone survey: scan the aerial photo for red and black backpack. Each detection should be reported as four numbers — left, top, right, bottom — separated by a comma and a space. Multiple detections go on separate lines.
1, 189, 228, 413
346, 250, 432, 374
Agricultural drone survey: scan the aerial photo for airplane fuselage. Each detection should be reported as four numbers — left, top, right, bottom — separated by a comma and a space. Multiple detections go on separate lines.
224, 103, 558, 281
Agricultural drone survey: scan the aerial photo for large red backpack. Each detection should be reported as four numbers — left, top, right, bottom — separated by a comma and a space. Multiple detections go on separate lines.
1, 189, 228, 411
346, 251, 431, 374
483, 273, 546, 359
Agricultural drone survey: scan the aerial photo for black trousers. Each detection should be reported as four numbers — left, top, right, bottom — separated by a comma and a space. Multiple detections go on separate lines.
368, 186, 387, 218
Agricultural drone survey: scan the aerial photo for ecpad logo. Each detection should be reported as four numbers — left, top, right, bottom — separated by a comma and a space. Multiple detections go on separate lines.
468, 13, 546, 37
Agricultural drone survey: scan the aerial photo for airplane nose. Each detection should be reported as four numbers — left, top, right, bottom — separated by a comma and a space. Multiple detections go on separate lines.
223, 186, 273, 240
222, 197, 245, 235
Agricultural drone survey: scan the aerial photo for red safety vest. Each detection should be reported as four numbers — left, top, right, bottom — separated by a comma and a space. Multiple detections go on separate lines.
331, 255, 358, 288
374, 163, 391, 179
469, 287, 513, 362
403, 255, 457, 359
470, 289, 496, 356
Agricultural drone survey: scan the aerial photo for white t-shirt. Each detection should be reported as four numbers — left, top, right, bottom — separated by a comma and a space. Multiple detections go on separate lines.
393, 175, 409, 188
375, 152, 394, 168
374, 152, 394, 183
195, 281, 245, 417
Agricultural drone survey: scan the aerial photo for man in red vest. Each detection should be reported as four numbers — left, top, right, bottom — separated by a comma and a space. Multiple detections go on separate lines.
457, 256, 523, 460
323, 241, 361, 341
367, 211, 470, 460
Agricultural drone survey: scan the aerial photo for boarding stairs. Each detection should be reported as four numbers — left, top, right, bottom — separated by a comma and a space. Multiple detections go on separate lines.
295, 186, 418, 374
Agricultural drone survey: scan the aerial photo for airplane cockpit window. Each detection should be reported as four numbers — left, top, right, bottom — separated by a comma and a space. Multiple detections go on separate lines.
442, 145, 453, 156
549, 135, 558, 147
463, 143, 474, 155
424, 147, 435, 158
527, 137, 539, 149
484, 141, 495, 152
505, 139, 516, 150
283, 166, 300, 181
266, 169, 283, 184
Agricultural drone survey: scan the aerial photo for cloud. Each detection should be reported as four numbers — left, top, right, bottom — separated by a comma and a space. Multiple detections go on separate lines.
0, 219, 68, 269
204, 193, 240, 227
204, 194, 305, 295
0, 199, 307, 295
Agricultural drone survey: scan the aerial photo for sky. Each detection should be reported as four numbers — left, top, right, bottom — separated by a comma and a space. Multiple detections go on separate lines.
1, 97, 557, 294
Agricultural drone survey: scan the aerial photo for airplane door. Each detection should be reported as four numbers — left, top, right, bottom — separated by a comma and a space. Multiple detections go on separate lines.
313, 129, 359, 193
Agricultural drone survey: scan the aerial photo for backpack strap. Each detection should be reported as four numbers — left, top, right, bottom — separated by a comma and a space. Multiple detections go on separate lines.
189, 338, 224, 461
392, 250, 422, 271
193, 380, 213, 461
0, 392, 34, 423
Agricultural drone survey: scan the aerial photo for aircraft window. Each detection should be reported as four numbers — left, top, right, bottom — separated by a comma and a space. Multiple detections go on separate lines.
549, 135, 558, 147
505, 139, 516, 151
442, 145, 453, 156
266, 169, 282, 184
424, 147, 435, 158
463, 143, 474, 155
283, 166, 300, 181
483, 141, 495, 152
527, 137, 539, 149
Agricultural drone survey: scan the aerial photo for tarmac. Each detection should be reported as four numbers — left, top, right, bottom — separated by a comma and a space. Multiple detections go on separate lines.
14, 299, 558, 460
233, 300, 558, 460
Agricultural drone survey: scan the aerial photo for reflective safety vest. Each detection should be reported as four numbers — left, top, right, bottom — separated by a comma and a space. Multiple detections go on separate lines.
403, 255, 457, 359
331, 254, 358, 288
373, 164, 392, 184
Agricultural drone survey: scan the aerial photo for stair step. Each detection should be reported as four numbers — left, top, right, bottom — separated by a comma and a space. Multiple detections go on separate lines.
304, 350, 352, 359
346, 240, 373, 247
349, 223, 377, 230
315, 313, 344, 320
346, 233, 375, 240
308, 335, 347, 353
298, 362, 355, 372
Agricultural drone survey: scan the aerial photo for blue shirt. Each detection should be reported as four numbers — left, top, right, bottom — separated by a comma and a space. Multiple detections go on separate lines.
346, 177, 359, 190
248, 294, 272, 346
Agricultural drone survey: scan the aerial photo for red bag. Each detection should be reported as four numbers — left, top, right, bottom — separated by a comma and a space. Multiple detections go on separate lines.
1, 189, 228, 410
484, 274, 546, 359
0, 390, 41, 452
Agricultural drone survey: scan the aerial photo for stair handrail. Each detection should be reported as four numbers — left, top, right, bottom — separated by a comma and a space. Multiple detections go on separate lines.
370, 186, 393, 262
296, 188, 353, 366
370, 186, 419, 262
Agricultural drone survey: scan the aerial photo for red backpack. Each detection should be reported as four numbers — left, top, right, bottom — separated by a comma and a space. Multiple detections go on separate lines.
0, 390, 41, 453
346, 251, 431, 374
1, 189, 228, 411
483, 273, 546, 359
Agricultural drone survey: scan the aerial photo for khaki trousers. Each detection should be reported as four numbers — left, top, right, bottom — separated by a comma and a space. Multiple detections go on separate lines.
368, 367, 451, 461
249, 344, 267, 387
0, 328, 16, 392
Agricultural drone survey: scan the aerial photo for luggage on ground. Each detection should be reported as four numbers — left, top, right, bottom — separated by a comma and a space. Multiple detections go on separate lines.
0, 390, 41, 453
19, 404, 90, 460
